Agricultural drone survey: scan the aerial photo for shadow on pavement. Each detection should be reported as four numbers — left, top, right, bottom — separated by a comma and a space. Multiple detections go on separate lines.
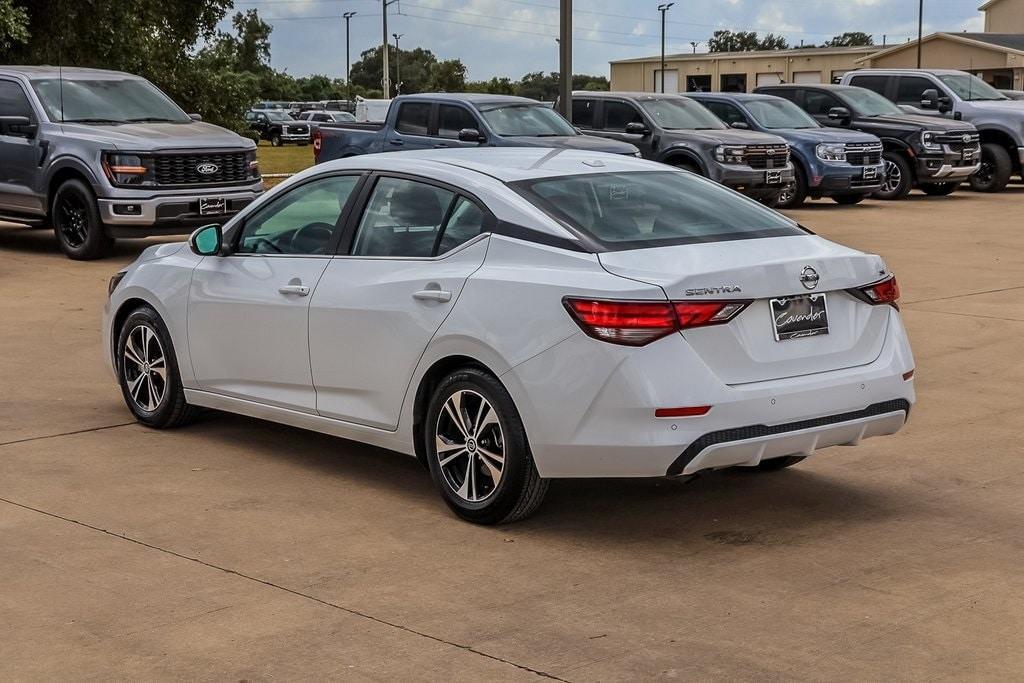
0, 223, 178, 260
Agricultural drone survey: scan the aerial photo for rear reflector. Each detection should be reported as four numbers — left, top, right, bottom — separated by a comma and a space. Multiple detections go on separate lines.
313, 129, 322, 158
902, 369, 914, 381
564, 297, 751, 346
854, 275, 901, 308
655, 406, 711, 418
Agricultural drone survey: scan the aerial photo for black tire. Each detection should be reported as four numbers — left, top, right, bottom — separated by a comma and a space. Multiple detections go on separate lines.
51, 179, 113, 260
270, 133, 282, 147
757, 455, 806, 471
832, 194, 866, 205
776, 164, 807, 209
759, 192, 783, 209
424, 367, 548, 524
921, 181, 960, 196
969, 143, 1012, 193
872, 152, 913, 200
115, 305, 200, 429
669, 158, 702, 175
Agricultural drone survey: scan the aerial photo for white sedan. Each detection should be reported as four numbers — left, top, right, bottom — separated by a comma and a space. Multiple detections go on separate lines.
103, 148, 915, 524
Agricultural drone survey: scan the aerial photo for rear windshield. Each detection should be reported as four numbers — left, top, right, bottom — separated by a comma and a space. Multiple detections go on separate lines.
513, 170, 804, 250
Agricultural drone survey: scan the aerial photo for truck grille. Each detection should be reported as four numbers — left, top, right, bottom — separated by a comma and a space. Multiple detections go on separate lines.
845, 142, 882, 166
743, 145, 789, 169
934, 131, 980, 153
153, 152, 251, 187
281, 124, 309, 135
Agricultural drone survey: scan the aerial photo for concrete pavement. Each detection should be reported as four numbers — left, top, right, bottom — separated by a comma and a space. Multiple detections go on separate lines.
2, 189, 1023, 679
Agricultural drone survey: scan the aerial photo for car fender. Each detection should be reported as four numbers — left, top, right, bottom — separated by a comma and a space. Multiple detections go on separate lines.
44, 155, 105, 199
657, 145, 709, 174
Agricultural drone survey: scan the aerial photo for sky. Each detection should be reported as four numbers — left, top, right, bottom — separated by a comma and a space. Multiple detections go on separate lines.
224, 0, 988, 80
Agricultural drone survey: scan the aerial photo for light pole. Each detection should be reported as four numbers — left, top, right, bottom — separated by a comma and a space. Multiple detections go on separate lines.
658, 3, 674, 93
558, 0, 572, 120
343, 11, 357, 106
916, 0, 924, 68
690, 41, 698, 54
382, 0, 400, 97
393, 33, 403, 95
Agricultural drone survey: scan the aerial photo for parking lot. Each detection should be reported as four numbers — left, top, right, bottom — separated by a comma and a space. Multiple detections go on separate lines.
2, 188, 1024, 679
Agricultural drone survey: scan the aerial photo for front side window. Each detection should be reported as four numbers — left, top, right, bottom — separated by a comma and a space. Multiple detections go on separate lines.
896, 76, 936, 105
803, 91, 843, 116
237, 175, 359, 255
0, 80, 33, 119
703, 101, 747, 127
837, 88, 904, 116
438, 104, 479, 138
515, 170, 803, 249
395, 102, 431, 135
744, 98, 819, 129
637, 97, 726, 130
476, 103, 576, 137
352, 178, 456, 257
603, 101, 645, 131
31, 77, 189, 123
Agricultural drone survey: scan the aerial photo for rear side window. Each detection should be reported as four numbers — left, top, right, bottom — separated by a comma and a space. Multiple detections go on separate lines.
395, 102, 431, 135
352, 178, 456, 257
437, 198, 486, 253
603, 101, 644, 131
896, 76, 935, 105
0, 80, 33, 119
846, 75, 890, 97
572, 99, 597, 128
515, 171, 803, 250
763, 88, 797, 103
438, 104, 478, 138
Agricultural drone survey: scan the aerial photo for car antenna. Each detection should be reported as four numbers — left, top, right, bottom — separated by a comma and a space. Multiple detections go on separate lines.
58, 46, 65, 123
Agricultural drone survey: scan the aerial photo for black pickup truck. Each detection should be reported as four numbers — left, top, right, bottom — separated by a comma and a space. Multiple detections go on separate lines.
755, 84, 980, 199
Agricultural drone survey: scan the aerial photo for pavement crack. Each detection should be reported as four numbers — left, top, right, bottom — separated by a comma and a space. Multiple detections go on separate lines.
903, 283, 1024, 305
0, 496, 569, 682
0, 422, 138, 448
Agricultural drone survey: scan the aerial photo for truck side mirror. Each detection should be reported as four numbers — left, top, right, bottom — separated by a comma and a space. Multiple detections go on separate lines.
624, 122, 650, 135
458, 128, 485, 143
0, 115, 38, 138
189, 224, 223, 256
919, 89, 939, 110
827, 106, 851, 125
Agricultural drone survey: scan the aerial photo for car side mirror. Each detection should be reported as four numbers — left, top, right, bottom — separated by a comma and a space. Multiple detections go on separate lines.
624, 122, 650, 135
937, 96, 952, 113
458, 128, 486, 143
827, 106, 851, 125
189, 224, 223, 256
0, 115, 38, 138
919, 89, 939, 110
730, 121, 749, 129
188, 113, 203, 121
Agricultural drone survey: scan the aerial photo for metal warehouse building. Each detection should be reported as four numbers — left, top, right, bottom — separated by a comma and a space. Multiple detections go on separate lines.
610, 0, 1024, 93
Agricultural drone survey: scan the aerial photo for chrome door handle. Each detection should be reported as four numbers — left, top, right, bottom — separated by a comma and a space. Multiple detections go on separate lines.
279, 284, 310, 296
413, 289, 452, 302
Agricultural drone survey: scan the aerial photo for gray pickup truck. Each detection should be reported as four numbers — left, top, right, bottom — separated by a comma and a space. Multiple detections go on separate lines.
313, 93, 639, 164
0, 66, 262, 260
841, 69, 1024, 192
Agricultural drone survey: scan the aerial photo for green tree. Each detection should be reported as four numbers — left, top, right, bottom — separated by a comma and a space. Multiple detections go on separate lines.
0, 0, 29, 52
428, 59, 467, 92
822, 32, 874, 47
708, 30, 789, 52
349, 45, 454, 95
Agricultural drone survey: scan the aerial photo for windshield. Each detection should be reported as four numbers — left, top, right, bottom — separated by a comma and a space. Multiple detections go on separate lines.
515, 171, 803, 249
330, 112, 355, 121
745, 98, 819, 129
638, 97, 726, 130
841, 88, 904, 116
266, 111, 293, 121
938, 74, 1007, 102
32, 77, 190, 123
477, 104, 577, 136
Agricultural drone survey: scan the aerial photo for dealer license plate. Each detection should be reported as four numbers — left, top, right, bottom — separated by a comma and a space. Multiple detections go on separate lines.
770, 294, 829, 341
199, 197, 226, 216
862, 166, 878, 180
765, 169, 783, 185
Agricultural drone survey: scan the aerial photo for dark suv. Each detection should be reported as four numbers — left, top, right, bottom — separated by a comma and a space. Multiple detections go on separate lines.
755, 84, 980, 199
570, 91, 794, 205
244, 109, 309, 146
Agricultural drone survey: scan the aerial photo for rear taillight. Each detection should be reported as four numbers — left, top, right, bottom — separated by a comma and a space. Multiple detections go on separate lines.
564, 298, 750, 346
853, 275, 900, 309
313, 129, 322, 159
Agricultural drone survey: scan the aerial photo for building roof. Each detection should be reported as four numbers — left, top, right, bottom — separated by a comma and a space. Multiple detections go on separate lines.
959, 33, 1024, 51
610, 45, 878, 65
855, 32, 1024, 63
978, 0, 1006, 11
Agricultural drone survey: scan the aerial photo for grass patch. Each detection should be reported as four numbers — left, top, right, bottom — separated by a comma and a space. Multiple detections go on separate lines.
257, 141, 315, 187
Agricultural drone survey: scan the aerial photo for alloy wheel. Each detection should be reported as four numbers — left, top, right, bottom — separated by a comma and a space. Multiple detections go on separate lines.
777, 182, 796, 205
974, 159, 994, 186
122, 324, 167, 412
57, 193, 90, 248
435, 390, 505, 502
881, 159, 902, 195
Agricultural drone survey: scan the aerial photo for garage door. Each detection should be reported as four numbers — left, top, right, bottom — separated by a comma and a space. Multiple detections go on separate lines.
756, 73, 783, 87
793, 71, 822, 84
654, 69, 679, 93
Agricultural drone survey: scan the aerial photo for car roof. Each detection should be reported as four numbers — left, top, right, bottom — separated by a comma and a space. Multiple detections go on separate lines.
0, 65, 142, 80
572, 91, 691, 100
398, 93, 540, 106
848, 68, 965, 76
314, 147, 658, 183
758, 83, 858, 93
686, 92, 775, 102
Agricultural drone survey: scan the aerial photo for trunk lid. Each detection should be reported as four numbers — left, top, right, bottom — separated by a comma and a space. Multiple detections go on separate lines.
598, 235, 892, 384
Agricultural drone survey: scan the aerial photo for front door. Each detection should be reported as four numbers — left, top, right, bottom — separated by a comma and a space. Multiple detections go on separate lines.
310, 176, 490, 429
0, 78, 43, 214
590, 100, 655, 156
188, 174, 362, 412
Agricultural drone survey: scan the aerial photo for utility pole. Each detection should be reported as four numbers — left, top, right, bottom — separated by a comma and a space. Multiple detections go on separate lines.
658, 3, 674, 93
558, 0, 572, 120
916, 0, 924, 68
382, 0, 400, 97
343, 11, 357, 106
393, 33, 403, 95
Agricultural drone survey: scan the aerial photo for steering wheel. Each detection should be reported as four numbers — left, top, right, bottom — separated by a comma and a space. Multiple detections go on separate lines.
290, 222, 336, 254
250, 236, 283, 253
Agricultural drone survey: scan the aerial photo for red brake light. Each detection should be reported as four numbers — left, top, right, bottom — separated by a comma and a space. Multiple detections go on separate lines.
859, 276, 900, 308
564, 298, 750, 346
313, 129, 322, 158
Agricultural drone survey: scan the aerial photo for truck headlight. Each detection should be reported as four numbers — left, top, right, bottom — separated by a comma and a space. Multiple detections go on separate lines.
714, 145, 746, 164
246, 149, 261, 179
815, 143, 847, 162
920, 131, 942, 152
103, 153, 156, 187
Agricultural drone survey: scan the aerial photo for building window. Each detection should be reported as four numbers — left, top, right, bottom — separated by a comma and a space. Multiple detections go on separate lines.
686, 75, 711, 92
720, 73, 747, 93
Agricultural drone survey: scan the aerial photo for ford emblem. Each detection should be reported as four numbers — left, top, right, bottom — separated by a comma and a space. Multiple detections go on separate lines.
196, 162, 219, 175
962, 134, 972, 144
799, 265, 820, 290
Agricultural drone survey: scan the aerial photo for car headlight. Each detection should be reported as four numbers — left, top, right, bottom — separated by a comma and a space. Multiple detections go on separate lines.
103, 153, 156, 187
246, 148, 260, 179
815, 143, 847, 162
714, 145, 746, 164
920, 131, 942, 152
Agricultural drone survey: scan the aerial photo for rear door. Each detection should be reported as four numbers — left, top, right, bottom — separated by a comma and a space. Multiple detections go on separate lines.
309, 175, 490, 428
388, 101, 435, 151
0, 78, 44, 215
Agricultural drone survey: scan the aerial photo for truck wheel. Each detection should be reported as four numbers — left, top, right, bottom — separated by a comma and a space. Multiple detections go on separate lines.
270, 133, 282, 147
832, 194, 865, 205
921, 182, 960, 196
969, 143, 1011, 193
873, 152, 912, 200
776, 165, 807, 209
52, 179, 113, 260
